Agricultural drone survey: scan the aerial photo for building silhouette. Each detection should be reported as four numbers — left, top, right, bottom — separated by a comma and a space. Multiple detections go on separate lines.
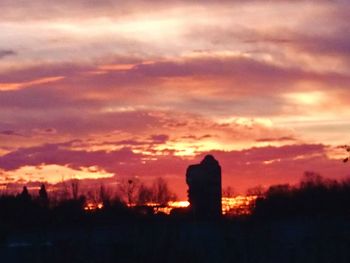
186, 155, 222, 219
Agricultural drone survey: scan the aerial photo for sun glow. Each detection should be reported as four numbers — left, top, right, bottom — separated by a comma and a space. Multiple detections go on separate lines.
152, 140, 226, 157
131, 196, 257, 215
285, 91, 326, 105
222, 195, 258, 215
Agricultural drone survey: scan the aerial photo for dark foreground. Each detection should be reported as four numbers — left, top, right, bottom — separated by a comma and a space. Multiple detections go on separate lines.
1, 216, 350, 263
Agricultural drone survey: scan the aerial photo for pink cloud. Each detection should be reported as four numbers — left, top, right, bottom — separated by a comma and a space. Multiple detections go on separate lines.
0, 0, 335, 21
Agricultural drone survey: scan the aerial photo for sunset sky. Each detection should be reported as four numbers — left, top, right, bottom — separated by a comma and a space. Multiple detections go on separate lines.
0, 0, 349, 198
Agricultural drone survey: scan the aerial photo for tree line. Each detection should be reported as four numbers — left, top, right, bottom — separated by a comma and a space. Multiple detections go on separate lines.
252, 171, 350, 218
0, 177, 179, 233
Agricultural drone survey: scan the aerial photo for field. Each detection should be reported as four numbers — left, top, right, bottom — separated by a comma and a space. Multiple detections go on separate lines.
1, 216, 350, 263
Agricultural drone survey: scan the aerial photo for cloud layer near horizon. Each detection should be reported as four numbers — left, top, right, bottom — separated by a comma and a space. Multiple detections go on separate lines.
1, 0, 349, 196
0, 141, 348, 198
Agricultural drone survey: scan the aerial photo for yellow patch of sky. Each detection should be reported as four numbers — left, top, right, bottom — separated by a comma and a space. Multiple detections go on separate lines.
285, 91, 326, 105
263, 159, 281, 165
43, 15, 184, 43
151, 139, 250, 157
326, 146, 350, 160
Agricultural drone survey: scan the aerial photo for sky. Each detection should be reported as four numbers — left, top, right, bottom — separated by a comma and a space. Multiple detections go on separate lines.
0, 0, 350, 198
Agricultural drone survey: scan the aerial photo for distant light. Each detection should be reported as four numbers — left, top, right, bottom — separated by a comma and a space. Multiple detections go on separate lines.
84, 202, 104, 211
84, 197, 257, 215
142, 196, 256, 215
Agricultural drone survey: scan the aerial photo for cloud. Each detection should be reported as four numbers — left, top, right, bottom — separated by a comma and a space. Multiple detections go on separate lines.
0, 76, 64, 91
0, 140, 307, 172
291, 30, 350, 61
0, 142, 140, 171
0, 130, 24, 137
3, 55, 348, 112
256, 136, 296, 143
149, 134, 169, 144
105, 56, 350, 96
0, 0, 349, 198
196, 144, 350, 191
0, 0, 335, 21
0, 63, 87, 83
181, 134, 213, 140
0, 49, 16, 59
0, 142, 349, 196
0, 55, 348, 154
32, 128, 57, 135
237, 26, 350, 65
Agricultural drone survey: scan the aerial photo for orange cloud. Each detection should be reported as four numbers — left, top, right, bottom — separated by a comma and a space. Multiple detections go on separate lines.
0, 76, 64, 91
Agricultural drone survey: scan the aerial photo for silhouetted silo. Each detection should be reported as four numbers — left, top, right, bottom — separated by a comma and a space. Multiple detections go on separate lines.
186, 155, 222, 219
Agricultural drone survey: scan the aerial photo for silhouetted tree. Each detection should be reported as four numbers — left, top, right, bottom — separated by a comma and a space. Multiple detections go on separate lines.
136, 183, 153, 205
152, 177, 176, 205
246, 185, 265, 197
71, 179, 79, 200
99, 184, 112, 208
38, 184, 49, 207
60, 176, 70, 200
54, 195, 86, 224
119, 178, 139, 205
222, 186, 234, 198
19, 186, 31, 202
300, 171, 324, 189
253, 171, 350, 218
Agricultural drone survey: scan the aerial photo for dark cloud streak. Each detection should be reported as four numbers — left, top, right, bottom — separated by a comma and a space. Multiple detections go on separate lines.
0, 50, 16, 59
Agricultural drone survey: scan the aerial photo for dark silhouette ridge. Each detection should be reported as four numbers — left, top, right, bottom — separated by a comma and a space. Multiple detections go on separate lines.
186, 155, 222, 219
